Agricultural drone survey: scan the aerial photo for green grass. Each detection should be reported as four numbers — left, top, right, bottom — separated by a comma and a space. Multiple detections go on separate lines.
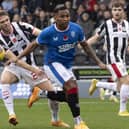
0, 98, 129, 129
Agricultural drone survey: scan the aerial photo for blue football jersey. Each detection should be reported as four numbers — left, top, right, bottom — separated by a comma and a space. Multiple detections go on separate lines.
36, 22, 85, 68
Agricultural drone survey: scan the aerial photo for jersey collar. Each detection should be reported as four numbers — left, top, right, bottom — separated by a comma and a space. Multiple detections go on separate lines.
54, 23, 70, 32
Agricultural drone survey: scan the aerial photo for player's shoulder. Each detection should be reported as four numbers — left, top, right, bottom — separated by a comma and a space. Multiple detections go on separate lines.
122, 20, 129, 29
0, 33, 4, 40
12, 21, 26, 26
105, 19, 111, 24
12, 21, 34, 29
123, 19, 129, 24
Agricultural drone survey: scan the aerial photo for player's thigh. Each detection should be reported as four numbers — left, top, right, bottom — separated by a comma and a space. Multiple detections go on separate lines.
107, 62, 128, 81
119, 75, 129, 85
44, 62, 73, 87
0, 66, 19, 83
21, 67, 49, 88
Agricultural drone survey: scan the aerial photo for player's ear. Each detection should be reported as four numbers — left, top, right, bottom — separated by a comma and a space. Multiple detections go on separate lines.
54, 15, 57, 22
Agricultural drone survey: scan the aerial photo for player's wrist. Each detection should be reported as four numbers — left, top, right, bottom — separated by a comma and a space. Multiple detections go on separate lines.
14, 58, 19, 64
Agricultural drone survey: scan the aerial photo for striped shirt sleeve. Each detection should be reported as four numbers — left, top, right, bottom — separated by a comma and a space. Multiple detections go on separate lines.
97, 22, 106, 37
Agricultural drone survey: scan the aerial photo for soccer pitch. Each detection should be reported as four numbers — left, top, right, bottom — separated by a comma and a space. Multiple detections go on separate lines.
0, 98, 129, 129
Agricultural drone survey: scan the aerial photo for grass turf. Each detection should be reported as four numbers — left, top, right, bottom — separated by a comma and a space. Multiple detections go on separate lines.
0, 98, 129, 129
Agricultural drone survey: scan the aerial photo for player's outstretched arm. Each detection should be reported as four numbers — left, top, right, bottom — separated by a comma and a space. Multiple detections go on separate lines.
5, 49, 43, 76
80, 41, 106, 69
86, 33, 100, 45
17, 40, 39, 59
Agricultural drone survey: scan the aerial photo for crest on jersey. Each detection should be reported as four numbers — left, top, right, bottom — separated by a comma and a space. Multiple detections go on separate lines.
71, 31, 75, 38
12, 37, 17, 43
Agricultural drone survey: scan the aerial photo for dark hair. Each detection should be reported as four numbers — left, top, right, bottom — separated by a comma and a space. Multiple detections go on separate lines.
0, 10, 8, 17
111, 1, 124, 9
54, 4, 67, 13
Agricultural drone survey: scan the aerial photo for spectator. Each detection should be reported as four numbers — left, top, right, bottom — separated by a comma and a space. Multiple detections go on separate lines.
8, 0, 20, 21
84, 0, 97, 12
103, 9, 111, 20
90, 3, 100, 22
34, 10, 48, 29
99, 2, 108, 12
32, 7, 41, 26
77, 11, 95, 38
12, 13, 21, 22
26, 13, 34, 25
27, 0, 43, 13
64, 1, 77, 22
1, 0, 13, 11
20, 5, 28, 22
76, 4, 86, 22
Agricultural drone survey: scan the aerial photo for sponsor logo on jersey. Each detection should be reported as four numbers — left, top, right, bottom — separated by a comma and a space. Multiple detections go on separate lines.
58, 42, 76, 52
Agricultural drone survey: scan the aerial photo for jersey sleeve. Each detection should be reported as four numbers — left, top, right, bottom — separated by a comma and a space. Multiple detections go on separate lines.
18, 22, 35, 34
96, 22, 106, 37
0, 40, 9, 50
36, 28, 50, 45
18, 22, 37, 40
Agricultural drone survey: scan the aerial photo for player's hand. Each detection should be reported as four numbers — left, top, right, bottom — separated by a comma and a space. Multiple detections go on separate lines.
98, 62, 106, 69
33, 67, 45, 76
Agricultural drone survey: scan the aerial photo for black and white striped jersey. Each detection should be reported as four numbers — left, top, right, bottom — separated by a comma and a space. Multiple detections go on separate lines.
0, 22, 36, 65
97, 19, 129, 64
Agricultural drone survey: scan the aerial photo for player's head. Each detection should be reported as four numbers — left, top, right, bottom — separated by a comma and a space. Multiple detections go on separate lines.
54, 4, 70, 30
0, 10, 12, 33
111, 1, 125, 21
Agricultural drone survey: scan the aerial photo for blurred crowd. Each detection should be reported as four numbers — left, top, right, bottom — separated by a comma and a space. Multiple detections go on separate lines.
0, 0, 129, 66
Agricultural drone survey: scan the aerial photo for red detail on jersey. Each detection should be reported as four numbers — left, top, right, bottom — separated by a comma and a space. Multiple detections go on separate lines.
111, 63, 122, 78
31, 72, 38, 80
63, 35, 68, 40
12, 38, 17, 43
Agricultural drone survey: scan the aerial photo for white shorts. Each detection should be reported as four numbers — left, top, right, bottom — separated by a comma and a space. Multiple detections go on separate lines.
44, 62, 76, 87
3, 63, 48, 87
107, 62, 128, 81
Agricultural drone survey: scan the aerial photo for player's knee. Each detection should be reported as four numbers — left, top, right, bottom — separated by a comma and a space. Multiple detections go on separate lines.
64, 79, 78, 94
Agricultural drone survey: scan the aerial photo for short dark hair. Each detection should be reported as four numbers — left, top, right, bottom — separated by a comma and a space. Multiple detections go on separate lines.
0, 10, 8, 17
111, 1, 124, 9
54, 4, 67, 13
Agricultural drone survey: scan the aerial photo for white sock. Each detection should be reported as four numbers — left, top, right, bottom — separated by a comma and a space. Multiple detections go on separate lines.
74, 115, 82, 125
96, 81, 117, 91
1, 84, 15, 116
119, 84, 129, 112
48, 99, 59, 122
